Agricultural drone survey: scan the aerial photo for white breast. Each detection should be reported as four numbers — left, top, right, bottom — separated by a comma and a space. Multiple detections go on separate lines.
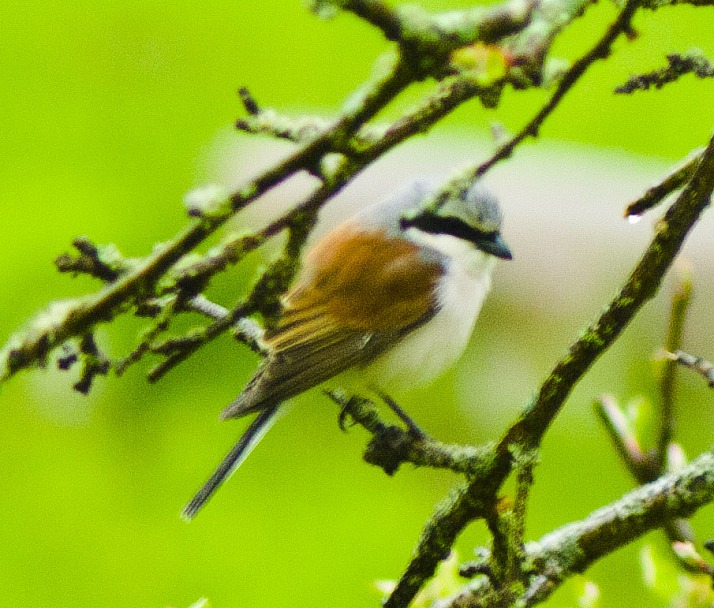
362, 231, 497, 392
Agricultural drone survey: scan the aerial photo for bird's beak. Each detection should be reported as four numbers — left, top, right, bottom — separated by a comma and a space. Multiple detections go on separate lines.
479, 233, 513, 260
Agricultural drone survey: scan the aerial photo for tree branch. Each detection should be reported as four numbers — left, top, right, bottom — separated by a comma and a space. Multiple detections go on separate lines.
448, 448, 714, 607
0, 48, 412, 383
665, 350, 714, 387
624, 145, 704, 219
470, 0, 640, 180
500, 129, 714, 462
615, 50, 714, 94
524, 450, 714, 604
657, 262, 693, 460
383, 128, 714, 608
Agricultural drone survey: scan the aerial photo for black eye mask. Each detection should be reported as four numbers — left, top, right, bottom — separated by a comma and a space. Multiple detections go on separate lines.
400, 212, 513, 260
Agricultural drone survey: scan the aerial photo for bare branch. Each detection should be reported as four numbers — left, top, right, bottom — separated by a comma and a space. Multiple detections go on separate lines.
657, 261, 693, 459
665, 350, 714, 387
624, 146, 703, 219
384, 128, 714, 608
471, 0, 640, 179
446, 448, 714, 607
615, 50, 714, 94
0, 49, 414, 384
1, 0, 562, 384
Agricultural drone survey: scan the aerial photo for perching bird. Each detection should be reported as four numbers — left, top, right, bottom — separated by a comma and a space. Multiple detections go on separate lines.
183, 178, 512, 519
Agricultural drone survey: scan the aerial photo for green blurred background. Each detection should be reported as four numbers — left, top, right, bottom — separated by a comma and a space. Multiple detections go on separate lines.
1, 1, 714, 607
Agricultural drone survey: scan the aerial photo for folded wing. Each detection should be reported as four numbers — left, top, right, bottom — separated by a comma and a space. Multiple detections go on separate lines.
221, 223, 443, 419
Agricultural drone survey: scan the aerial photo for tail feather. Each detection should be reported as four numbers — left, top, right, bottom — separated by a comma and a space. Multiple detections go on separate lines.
220, 365, 272, 420
182, 405, 281, 521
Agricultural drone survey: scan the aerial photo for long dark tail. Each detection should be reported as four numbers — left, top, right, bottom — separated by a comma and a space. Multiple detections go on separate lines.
182, 405, 281, 521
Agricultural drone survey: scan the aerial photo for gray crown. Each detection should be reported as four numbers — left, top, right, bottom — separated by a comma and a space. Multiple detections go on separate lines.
356, 179, 503, 235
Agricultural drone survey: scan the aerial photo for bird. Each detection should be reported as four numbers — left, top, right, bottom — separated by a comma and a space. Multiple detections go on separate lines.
182, 178, 512, 520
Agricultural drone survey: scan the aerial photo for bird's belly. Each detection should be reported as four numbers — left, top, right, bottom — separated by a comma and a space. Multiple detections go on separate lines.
362, 262, 493, 392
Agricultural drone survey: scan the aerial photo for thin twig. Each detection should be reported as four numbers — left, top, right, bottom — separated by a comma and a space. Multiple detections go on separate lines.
664, 350, 714, 387
339, 0, 404, 42
615, 50, 714, 93
594, 395, 650, 478
146, 300, 255, 382
594, 395, 695, 544
238, 87, 261, 115
185, 295, 266, 354
471, 0, 641, 179
509, 445, 537, 581
115, 295, 179, 376
624, 146, 704, 218
73, 332, 111, 394
657, 261, 693, 460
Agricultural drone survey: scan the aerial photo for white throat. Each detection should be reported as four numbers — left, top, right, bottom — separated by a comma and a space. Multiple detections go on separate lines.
363, 229, 497, 392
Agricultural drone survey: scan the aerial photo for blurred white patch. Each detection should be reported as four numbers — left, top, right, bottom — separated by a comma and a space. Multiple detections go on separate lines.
27, 333, 109, 427
456, 339, 540, 433
182, 183, 228, 216
28, 369, 98, 427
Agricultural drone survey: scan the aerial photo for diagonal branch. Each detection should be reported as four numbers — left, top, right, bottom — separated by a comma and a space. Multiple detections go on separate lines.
615, 50, 714, 94
472, 0, 640, 179
383, 128, 714, 608
501, 130, 714, 455
382, 4, 648, 604
624, 146, 704, 219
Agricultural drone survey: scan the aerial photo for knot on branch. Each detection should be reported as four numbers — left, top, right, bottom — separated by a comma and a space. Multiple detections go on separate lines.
57, 333, 110, 394
307, 0, 534, 83
364, 425, 422, 475
55, 237, 129, 282
183, 184, 232, 220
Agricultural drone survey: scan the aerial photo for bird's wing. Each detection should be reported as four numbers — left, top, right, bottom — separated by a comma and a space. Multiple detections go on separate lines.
221, 223, 443, 419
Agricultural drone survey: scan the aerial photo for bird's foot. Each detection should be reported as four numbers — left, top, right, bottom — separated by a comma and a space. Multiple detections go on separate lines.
373, 389, 429, 439
338, 399, 357, 431
324, 389, 380, 432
